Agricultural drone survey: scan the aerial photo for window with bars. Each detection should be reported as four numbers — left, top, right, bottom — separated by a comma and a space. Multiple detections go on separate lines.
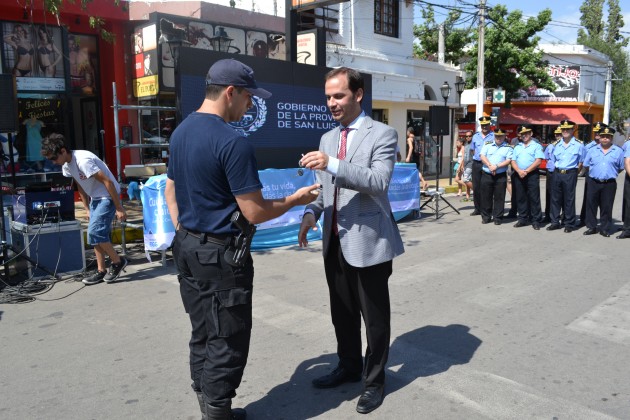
374, 0, 399, 38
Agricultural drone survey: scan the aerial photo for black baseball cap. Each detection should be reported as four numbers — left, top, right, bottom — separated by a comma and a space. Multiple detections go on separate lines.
205, 59, 271, 99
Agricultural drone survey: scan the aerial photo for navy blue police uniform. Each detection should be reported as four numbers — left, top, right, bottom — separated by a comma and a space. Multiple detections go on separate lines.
168, 110, 262, 407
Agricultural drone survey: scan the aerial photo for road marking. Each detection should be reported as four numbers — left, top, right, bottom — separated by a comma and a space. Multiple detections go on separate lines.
567, 283, 630, 345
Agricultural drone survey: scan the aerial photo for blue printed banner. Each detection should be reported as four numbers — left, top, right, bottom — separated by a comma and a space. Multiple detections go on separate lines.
141, 174, 176, 255
389, 164, 420, 213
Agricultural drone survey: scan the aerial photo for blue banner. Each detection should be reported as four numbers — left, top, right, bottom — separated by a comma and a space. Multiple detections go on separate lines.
141, 174, 176, 254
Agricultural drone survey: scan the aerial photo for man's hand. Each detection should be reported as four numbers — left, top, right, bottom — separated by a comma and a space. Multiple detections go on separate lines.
518, 169, 528, 178
298, 213, 318, 248
300, 151, 329, 171
292, 184, 321, 206
116, 207, 127, 222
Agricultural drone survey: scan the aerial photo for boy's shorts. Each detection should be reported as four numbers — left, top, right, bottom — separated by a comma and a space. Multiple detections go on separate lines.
87, 198, 116, 245
462, 167, 473, 183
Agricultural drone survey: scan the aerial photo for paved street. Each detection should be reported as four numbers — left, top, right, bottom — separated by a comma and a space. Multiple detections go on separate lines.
1, 174, 629, 419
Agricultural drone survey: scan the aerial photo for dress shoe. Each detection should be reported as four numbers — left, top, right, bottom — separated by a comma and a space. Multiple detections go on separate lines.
481, 218, 491, 224
577, 220, 586, 228
506, 212, 517, 218
583, 228, 597, 235
356, 386, 384, 414
541, 216, 550, 224
618, 231, 630, 239
312, 365, 361, 389
532, 223, 540, 230
546, 224, 561, 231
514, 221, 528, 228
564, 226, 575, 233
599, 231, 610, 238
470, 210, 480, 216
494, 220, 502, 225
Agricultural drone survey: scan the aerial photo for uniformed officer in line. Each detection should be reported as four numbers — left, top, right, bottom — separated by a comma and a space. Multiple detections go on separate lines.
546, 119, 586, 232
618, 144, 630, 239
511, 124, 545, 230
470, 116, 495, 216
506, 127, 522, 219
542, 126, 562, 223
479, 127, 513, 225
621, 135, 630, 225
582, 127, 624, 237
579, 122, 607, 226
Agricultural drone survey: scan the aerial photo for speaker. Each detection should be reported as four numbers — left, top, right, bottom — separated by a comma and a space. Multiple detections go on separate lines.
429, 106, 450, 136
0, 75, 18, 132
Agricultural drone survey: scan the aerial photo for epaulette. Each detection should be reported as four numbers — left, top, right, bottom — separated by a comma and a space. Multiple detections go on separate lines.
551, 140, 560, 146
575, 138, 583, 144
484, 140, 493, 145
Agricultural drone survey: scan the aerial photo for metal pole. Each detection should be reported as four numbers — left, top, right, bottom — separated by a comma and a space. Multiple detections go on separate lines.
475, 0, 486, 131
603, 61, 613, 125
112, 82, 122, 184
448, 108, 454, 186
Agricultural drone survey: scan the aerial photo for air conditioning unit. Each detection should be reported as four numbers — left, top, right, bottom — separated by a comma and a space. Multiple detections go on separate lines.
584, 92, 592, 102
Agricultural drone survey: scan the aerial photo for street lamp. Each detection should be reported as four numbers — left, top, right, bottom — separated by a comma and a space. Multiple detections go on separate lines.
455, 79, 466, 105
440, 81, 451, 106
210, 27, 233, 53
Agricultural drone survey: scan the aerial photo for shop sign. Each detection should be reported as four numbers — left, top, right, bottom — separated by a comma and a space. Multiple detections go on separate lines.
133, 75, 159, 98
16, 77, 65, 92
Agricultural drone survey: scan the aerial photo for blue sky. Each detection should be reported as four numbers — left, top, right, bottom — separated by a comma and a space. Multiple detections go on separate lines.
414, 0, 630, 49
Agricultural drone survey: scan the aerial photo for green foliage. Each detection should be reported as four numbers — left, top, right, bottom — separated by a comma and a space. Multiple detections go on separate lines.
464, 5, 554, 105
412, 5, 473, 64
578, 0, 630, 130
39, 0, 121, 42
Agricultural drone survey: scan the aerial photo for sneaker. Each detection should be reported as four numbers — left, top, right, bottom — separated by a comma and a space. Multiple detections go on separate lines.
83, 270, 106, 285
104, 257, 128, 283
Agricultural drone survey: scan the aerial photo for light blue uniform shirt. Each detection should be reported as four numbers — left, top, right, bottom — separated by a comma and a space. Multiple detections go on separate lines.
481, 141, 513, 174
584, 145, 624, 180
471, 131, 494, 161
513, 141, 544, 170
585, 141, 599, 152
551, 137, 585, 170
626, 146, 630, 158
544, 142, 557, 172
623, 140, 629, 152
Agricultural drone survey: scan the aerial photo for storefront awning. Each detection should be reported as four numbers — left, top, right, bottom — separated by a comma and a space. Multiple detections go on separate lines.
499, 107, 589, 125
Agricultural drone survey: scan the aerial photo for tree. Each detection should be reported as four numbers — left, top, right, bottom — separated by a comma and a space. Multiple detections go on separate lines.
577, 0, 605, 41
413, 5, 473, 64
577, 0, 630, 130
464, 5, 554, 105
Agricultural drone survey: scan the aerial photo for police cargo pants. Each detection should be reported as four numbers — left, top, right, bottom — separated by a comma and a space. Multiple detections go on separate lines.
173, 229, 254, 406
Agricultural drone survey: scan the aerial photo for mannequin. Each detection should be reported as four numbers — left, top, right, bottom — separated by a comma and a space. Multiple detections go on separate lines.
23, 116, 45, 171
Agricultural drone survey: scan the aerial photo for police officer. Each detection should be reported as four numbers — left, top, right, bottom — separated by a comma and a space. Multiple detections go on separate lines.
621, 135, 630, 225
542, 126, 562, 223
511, 124, 545, 230
579, 122, 607, 226
506, 127, 522, 219
479, 127, 513, 225
165, 59, 319, 420
618, 144, 630, 239
470, 116, 494, 216
546, 120, 586, 232
582, 127, 624, 237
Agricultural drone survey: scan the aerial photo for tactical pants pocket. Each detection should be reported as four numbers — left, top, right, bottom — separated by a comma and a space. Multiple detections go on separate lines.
214, 288, 252, 338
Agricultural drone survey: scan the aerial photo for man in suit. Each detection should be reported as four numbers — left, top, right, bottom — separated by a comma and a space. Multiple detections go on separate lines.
298, 67, 405, 415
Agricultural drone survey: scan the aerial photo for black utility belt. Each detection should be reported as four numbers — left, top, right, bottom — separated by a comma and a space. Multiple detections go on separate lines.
557, 168, 578, 174
179, 228, 232, 246
590, 177, 616, 184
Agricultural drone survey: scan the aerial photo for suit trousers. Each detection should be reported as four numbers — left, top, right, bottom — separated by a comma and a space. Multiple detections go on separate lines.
513, 171, 542, 223
550, 170, 578, 227
623, 173, 629, 227
585, 177, 617, 233
472, 160, 483, 212
544, 171, 554, 218
324, 234, 392, 388
579, 174, 589, 223
480, 171, 507, 222
173, 230, 253, 406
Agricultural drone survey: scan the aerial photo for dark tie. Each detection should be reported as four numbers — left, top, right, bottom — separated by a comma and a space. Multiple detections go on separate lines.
333, 128, 351, 235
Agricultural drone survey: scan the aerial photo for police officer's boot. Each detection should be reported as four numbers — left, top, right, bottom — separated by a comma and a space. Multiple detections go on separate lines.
204, 402, 247, 420
195, 391, 207, 420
